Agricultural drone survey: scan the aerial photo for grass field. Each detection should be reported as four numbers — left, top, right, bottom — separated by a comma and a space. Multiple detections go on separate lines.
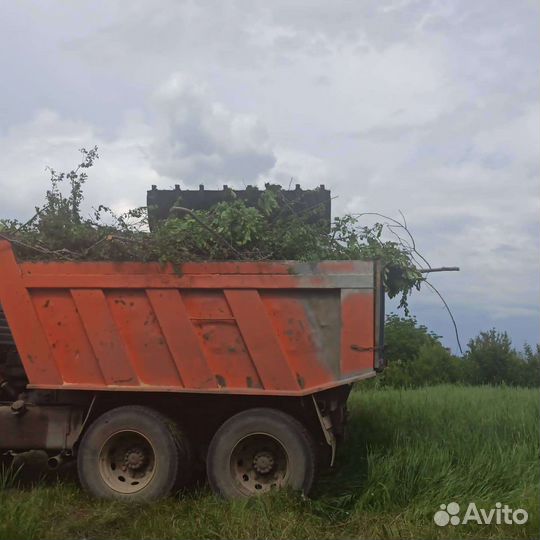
0, 385, 538, 540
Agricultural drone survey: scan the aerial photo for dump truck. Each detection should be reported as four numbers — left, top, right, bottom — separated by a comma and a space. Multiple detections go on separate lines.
0, 238, 385, 500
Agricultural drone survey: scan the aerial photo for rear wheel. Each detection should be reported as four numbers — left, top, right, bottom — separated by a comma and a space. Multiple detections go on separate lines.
77, 405, 191, 501
207, 408, 315, 499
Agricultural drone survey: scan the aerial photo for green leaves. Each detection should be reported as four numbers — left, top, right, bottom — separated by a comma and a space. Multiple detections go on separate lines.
2, 147, 427, 311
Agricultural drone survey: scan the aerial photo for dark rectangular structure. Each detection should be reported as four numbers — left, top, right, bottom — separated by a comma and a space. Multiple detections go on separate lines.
146, 184, 332, 231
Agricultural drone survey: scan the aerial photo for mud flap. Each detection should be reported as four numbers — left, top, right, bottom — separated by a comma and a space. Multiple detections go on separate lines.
311, 395, 337, 466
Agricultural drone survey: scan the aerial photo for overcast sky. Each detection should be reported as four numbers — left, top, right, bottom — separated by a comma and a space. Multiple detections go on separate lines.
1, 1, 538, 351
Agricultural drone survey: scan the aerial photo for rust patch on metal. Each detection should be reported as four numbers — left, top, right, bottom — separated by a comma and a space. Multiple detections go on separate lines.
113, 377, 135, 384
351, 344, 380, 353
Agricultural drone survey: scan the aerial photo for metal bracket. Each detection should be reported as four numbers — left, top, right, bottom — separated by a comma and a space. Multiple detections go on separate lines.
351, 344, 385, 353
70, 394, 97, 450
311, 395, 336, 467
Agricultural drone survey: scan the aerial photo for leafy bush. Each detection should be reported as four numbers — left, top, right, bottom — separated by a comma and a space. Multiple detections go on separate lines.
383, 313, 441, 364
379, 315, 458, 388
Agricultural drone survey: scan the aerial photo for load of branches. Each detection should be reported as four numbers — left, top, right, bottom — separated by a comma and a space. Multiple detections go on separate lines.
0, 148, 426, 312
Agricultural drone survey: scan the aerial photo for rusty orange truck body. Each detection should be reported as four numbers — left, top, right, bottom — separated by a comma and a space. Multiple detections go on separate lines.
0, 240, 384, 499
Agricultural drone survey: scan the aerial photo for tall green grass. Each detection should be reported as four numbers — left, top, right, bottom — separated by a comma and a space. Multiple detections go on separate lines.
0, 385, 538, 539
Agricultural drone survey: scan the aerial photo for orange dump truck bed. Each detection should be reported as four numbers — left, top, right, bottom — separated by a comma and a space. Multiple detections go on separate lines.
0, 240, 384, 396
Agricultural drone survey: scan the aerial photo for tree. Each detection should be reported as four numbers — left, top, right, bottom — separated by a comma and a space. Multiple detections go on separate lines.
463, 329, 522, 385
384, 313, 441, 364
520, 343, 540, 387
376, 317, 539, 388
379, 314, 459, 387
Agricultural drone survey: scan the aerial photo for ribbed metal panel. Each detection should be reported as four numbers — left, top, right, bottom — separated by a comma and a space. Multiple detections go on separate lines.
0, 240, 379, 394
0, 304, 14, 346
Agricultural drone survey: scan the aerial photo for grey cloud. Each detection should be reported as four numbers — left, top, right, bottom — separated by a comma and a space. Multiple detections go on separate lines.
149, 74, 276, 184
0, 0, 538, 348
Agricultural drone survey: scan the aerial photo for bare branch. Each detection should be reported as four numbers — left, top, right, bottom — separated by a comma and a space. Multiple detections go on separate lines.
425, 280, 464, 355
352, 211, 432, 270
420, 267, 460, 273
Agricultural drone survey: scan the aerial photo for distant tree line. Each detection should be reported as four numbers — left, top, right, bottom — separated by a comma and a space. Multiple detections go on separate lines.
375, 314, 540, 388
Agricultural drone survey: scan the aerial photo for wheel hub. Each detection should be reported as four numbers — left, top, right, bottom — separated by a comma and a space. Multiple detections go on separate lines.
252, 451, 274, 474
99, 430, 157, 495
124, 448, 145, 470
230, 433, 289, 496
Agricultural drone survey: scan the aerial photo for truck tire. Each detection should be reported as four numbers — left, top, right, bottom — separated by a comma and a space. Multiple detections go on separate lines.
207, 408, 315, 499
77, 405, 191, 501
0, 452, 13, 470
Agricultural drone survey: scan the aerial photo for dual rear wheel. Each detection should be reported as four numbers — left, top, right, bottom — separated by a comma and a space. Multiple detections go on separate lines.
207, 408, 316, 498
77, 406, 191, 501
77, 406, 316, 501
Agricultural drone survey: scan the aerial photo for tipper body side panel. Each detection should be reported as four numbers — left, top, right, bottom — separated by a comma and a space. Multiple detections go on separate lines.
0, 241, 382, 396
